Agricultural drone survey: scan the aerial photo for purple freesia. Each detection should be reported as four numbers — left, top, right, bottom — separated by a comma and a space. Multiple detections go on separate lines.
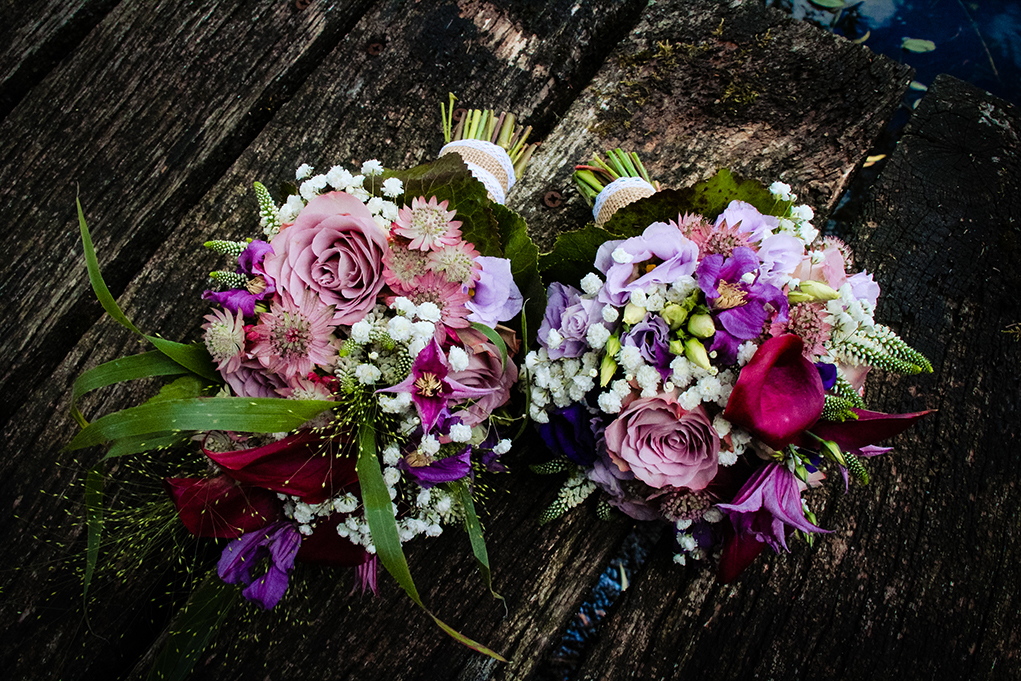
717, 462, 828, 553
594, 222, 699, 306
621, 314, 673, 379
379, 339, 492, 431
203, 240, 277, 317
465, 256, 523, 327
714, 200, 779, 243
698, 247, 789, 364
217, 520, 302, 610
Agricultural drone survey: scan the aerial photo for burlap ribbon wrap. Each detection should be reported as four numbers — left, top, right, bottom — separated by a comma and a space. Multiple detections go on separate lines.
439, 140, 516, 205
593, 177, 656, 226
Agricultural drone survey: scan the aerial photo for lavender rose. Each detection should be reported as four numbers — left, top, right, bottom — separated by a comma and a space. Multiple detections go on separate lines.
537, 282, 606, 360
603, 397, 720, 490
263, 191, 388, 326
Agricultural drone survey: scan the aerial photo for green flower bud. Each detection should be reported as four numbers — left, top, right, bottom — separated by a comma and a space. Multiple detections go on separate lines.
669, 339, 687, 356
605, 333, 622, 357
788, 280, 840, 304
660, 303, 690, 330
687, 313, 716, 339
600, 354, 618, 387
684, 338, 711, 370
623, 302, 647, 325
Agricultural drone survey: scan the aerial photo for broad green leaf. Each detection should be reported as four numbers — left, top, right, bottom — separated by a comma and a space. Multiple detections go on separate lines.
83, 467, 104, 600
539, 224, 615, 286
470, 322, 508, 369
71, 351, 191, 427
65, 397, 335, 451
492, 202, 545, 347
144, 338, 218, 381
901, 38, 936, 53
450, 480, 504, 606
356, 420, 506, 660
146, 574, 238, 681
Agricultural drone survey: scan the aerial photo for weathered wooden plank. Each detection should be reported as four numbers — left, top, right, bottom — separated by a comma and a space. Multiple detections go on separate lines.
0, 0, 118, 119
511, 0, 912, 251
573, 75, 1021, 680
1, 0, 648, 679
0, 0, 376, 429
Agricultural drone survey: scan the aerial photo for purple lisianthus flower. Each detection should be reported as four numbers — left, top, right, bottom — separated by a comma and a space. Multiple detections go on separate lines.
847, 270, 880, 306
716, 462, 828, 553
536, 403, 599, 465
594, 222, 699, 306
537, 282, 605, 360
465, 256, 523, 327
378, 339, 492, 431
697, 246, 789, 364
217, 520, 302, 610
755, 233, 805, 287
203, 239, 277, 317
621, 314, 673, 379
714, 200, 780, 243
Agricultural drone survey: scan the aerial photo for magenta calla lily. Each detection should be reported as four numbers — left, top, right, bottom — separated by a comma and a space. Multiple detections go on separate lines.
379, 339, 493, 431
724, 334, 825, 450
811, 408, 933, 451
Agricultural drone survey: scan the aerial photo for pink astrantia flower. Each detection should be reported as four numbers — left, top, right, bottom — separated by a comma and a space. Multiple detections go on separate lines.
249, 292, 338, 379
382, 236, 431, 290
393, 196, 462, 251
378, 338, 492, 431
427, 240, 481, 284
398, 270, 472, 328
769, 302, 832, 360
203, 306, 246, 374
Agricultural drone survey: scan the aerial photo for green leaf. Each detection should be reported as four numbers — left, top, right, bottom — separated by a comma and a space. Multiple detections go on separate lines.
808, 0, 845, 9
77, 197, 219, 381
901, 38, 936, 53
450, 480, 505, 607
65, 397, 335, 451
71, 351, 192, 427
390, 155, 503, 258
355, 419, 506, 661
150, 374, 211, 403
539, 224, 616, 285
103, 431, 191, 460
470, 322, 508, 369
83, 467, 104, 600
146, 574, 238, 681
492, 202, 545, 347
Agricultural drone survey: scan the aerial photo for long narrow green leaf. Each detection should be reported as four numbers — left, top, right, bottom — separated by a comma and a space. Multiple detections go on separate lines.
451, 480, 504, 606
83, 467, 105, 600
469, 322, 508, 369
77, 197, 218, 381
103, 432, 191, 460
147, 574, 239, 681
71, 351, 192, 426
66, 397, 335, 451
355, 420, 506, 660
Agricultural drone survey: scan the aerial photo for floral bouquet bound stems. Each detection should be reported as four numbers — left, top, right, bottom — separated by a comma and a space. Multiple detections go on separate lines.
527, 150, 932, 581
68, 101, 545, 675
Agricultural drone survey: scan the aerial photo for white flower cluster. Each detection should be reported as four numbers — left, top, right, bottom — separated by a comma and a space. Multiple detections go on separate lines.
769, 181, 820, 252
267, 161, 404, 235
523, 348, 600, 423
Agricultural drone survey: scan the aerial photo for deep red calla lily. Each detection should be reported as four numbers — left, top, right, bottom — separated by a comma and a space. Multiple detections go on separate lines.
203, 430, 359, 504
296, 513, 372, 568
810, 408, 933, 450
717, 525, 767, 584
725, 334, 825, 450
163, 475, 283, 538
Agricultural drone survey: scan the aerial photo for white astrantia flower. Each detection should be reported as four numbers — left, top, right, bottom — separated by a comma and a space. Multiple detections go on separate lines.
580, 272, 603, 295
382, 177, 404, 198
295, 163, 313, 181
361, 159, 384, 176
449, 423, 473, 442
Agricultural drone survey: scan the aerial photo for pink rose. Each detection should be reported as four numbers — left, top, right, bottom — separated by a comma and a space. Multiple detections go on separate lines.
263, 191, 388, 325
448, 328, 519, 426
603, 397, 720, 490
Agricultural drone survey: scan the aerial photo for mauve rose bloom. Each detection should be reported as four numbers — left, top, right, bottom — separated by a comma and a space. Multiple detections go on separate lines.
603, 396, 720, 490
263, 191, 388, 326
224, 357, 289, 398
448, 335, 518, 426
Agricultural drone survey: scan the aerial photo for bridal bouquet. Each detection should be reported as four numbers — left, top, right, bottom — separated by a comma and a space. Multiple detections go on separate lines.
527, 151, 931, 581
68, 101, 543, 670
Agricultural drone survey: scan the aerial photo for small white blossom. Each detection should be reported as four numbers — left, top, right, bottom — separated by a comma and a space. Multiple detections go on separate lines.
449, 423, 473, 442
546, 328, 564, 350
387, 315, 413, 342
703, 507, 724, 523
791, 204, 814, 222
447, 346, 470, 372
494, 438, 512, 455
629, 288, 647, 306
580, 272, 604, 295
383, 467, 401, 487
350, 320, 372, 344
586, 323, 611, 349
597, 391, 623, 414
619, 346, 644, 372
416, 302, 441, 322
326, 165, 353, 189
736, 341, 759, 366
355, 363, 382, 384
611, 247, 634, 264
381, 176, 404, 198
392, 296, 416, 316
412, 320, 436, 339
361, 159, 384, 176
769, 181, 792, 201
383, 444, 402, 466
601, 305, 619, 323
419, 433, 441, 456
295, 163, 313, 181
